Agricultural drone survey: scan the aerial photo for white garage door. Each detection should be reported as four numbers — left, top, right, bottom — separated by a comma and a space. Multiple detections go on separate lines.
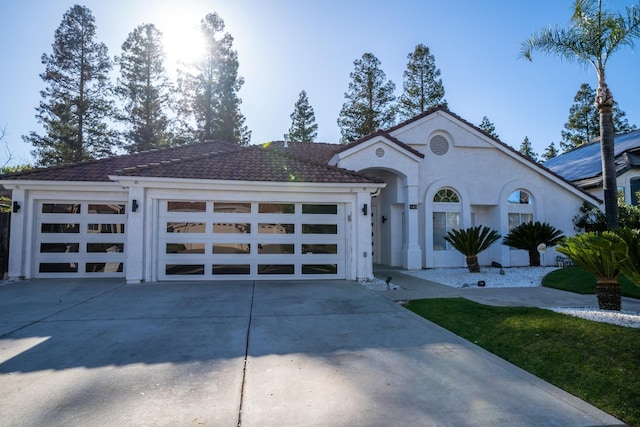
34, 201, 127, 278
157, 200, 346, 280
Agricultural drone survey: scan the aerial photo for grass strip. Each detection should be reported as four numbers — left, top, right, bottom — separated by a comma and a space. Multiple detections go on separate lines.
542, 266, 640, 298
406, 298, 640, 426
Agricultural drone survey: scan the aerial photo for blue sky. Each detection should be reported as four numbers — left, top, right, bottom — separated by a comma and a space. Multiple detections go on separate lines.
1, 0, 639, 166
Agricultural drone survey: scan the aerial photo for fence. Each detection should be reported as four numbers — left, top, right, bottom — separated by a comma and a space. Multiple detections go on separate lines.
0, 212, 10, 279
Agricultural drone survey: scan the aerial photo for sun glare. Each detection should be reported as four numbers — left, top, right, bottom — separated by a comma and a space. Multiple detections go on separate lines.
153, 9, 206, 71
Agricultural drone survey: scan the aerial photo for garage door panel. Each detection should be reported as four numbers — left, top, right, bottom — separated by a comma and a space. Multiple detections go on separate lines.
158, 200, 345, 281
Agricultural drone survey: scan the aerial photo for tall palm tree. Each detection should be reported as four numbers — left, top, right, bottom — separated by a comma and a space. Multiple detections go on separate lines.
521, 0, 640, 229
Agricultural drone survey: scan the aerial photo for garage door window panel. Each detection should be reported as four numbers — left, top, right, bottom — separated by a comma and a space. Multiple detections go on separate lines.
167, 222, 205, 233
42, 203, 81, 214
167, 201, 206, 212
302, 204, 338, 215
214, 202, 251, 213
213, 264, 251, 275
165, 264, 205, 275
302, 224, 338, 234
302, 244, 338, 254
41, 223, 80, 233
40, 242, 80, 253
302, 264, 338, 274
87, 243, 124, 253
88, 204, 125, 214
39, 262, 79, 273
166, 243, 205, 254
213, 223, 251, 233
88, 224, 125, 234
212, 243, 251, 254
259, 223, 294, 234
258, 264, 295, 275
258, 243, 294, 254
86, 262, 123, 273
259, 203, 295, 214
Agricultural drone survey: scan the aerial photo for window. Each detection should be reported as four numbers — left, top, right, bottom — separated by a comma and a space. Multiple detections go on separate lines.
432, 187, 461, 251
507, 189, 534, 236
508, 190, 531, 204
167, 201, 206, 212
630, 179, 640, 205
434, 188, 460, 203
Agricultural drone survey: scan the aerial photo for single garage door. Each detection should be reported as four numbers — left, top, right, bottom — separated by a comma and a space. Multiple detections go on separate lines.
157, 200, 346, 280
34, 201, 127, 278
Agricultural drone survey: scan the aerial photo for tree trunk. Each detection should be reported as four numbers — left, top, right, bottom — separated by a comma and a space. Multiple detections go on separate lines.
528, 249, 541, 267
465, 255, 480, 273
595, 278, 621, 311
595, 81, 619, 230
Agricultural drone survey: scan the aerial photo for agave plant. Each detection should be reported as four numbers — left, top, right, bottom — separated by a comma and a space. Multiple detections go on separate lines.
444, 225, 501, 273
503, 221, 564, 266
557, 232, 625, 311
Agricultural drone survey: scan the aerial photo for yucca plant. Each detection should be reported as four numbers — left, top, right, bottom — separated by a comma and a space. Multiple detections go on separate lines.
445, 225, 501, 273
503, 221, 564, 266
613, 227, 640, 289
557, 232, 625, 311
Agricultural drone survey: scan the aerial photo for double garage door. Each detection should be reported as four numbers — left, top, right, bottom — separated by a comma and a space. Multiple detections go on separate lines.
157, 200, 346, 280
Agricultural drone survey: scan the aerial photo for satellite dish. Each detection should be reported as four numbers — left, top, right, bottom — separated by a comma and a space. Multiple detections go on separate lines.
537, 243, 547, 253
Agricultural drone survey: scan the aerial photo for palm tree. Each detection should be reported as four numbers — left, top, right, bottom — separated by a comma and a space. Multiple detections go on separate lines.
521, 0, 640, 229
444, 226, 501, 273
557, 231, 625, 310
503, 221, 564, 266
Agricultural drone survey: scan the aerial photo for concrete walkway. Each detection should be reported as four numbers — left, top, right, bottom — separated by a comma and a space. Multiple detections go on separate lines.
0, 278, 624, 426
375, 269, 640, 312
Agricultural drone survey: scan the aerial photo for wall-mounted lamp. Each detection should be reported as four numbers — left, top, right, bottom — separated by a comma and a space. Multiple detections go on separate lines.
12, 201, 20, 213
131, 199, 139, 212
381, 215, 387, 223
362, 203, 368, 216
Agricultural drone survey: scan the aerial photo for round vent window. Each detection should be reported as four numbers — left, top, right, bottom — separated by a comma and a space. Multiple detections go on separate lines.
375, 147, 385, 158
430, 135, 449, 156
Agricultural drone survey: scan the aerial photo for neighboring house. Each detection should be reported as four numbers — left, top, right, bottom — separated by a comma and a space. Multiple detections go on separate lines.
544, 129, 640, 205
1, 107, 598, 283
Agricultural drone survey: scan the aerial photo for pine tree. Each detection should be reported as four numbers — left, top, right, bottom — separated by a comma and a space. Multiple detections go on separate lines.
23, 5, 115, 166
176, 12, 250, 144
518, 136, 538, 162
398, 44, 447, 120
115, 23, 174, 153
478, 116, 499, 139
288, 90, 318, 142
542, 141, 559, 161
560, 83, 635, 152
337, 53, 396, 143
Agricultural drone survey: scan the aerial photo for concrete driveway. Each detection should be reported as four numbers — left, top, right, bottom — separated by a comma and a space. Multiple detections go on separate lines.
0, 279, 622, 426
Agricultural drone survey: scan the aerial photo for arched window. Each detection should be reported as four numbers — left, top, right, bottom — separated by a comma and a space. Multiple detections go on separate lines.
508, 189, 533, 230
433, 188, 460, 251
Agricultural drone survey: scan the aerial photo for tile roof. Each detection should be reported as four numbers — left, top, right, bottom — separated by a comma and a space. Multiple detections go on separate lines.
114, 144, 383, 184
0, 140, 382, 185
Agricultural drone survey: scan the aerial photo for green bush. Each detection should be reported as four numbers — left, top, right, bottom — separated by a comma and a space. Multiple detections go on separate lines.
444, 225, 501, 273
503, 221, 564, 266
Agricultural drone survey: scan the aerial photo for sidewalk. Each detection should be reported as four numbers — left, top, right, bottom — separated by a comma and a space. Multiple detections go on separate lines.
374, 269, 640, 312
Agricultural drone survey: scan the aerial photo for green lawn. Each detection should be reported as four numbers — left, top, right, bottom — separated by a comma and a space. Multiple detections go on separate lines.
542, 266, 640, 298
406, 298, 640, 426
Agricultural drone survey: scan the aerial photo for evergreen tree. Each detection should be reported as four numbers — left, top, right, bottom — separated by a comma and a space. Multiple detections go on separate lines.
176, 12, 250, 144
518, 136, 538, 162
116, 23, 173, 153
398, 44, 447, 120
288, 90, 318, 142
478, 116, 499, 139
542, 141, 559, 161
337, 53, 396, 143
23, 5, 115, 166
560, 83, 636, 152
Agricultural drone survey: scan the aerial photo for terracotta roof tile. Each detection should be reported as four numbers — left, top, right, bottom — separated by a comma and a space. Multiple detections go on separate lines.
0, 140, 382, 185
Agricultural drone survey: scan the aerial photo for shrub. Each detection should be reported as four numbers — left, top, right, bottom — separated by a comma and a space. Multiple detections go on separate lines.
503, 221, 564, 266
444, 225, 501, 273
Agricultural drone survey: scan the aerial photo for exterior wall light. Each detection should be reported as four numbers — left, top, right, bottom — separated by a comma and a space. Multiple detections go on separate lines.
12, 201, 20, 213
132, 199, 139, 212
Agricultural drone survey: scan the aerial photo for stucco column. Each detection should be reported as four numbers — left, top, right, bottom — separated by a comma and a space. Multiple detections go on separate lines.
403, 184, 422, 270
8, 188, 26, 279
125, 187, 145, 283
355, 191, 373, 281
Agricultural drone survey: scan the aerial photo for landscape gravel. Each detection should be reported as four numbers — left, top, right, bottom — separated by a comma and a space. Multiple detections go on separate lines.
361, 266, 640, 328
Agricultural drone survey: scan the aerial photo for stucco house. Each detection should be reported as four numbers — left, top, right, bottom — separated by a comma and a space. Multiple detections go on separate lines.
544, 129, 640, 205
1, 107, 598, 283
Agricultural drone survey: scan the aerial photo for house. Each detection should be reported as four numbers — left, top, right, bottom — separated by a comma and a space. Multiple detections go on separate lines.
544, 129, 640, 205
1, 107, 598, 283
